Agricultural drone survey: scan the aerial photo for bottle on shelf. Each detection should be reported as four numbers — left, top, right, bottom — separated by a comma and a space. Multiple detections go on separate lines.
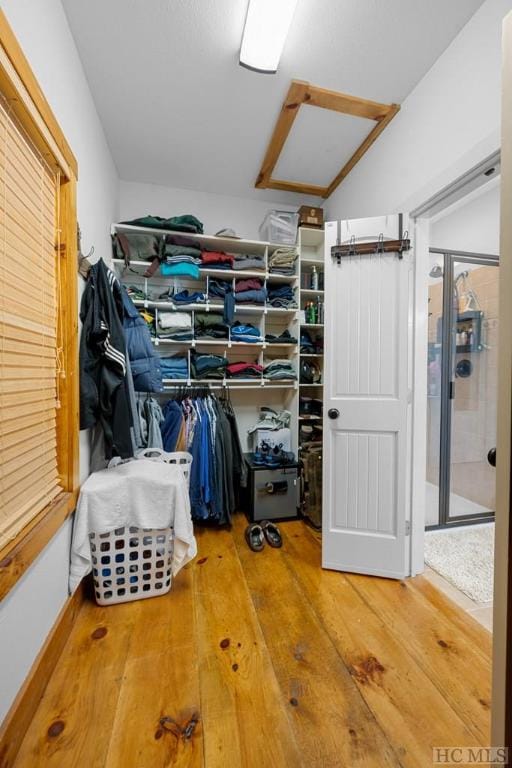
316, 298, 324, 324
311, 266, 319, 290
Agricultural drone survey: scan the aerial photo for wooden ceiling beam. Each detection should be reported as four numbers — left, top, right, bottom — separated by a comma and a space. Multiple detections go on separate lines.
304, 84, 391, 122
265, 178, 328, 197
255, 79, 400, 200
255, 80, 308, 189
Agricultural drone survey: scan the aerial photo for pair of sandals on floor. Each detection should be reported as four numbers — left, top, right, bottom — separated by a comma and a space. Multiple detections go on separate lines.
245, 520, 282, 551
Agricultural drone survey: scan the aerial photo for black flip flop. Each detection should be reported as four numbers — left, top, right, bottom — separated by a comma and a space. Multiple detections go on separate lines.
261, 520, 283, 548
245, 524, 265, 552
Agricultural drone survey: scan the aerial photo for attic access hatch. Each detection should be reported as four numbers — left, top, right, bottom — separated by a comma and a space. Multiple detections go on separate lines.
255, 80, 400, 199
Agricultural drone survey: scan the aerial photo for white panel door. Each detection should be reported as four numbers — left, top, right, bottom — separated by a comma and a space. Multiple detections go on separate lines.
322, 216, 412, 578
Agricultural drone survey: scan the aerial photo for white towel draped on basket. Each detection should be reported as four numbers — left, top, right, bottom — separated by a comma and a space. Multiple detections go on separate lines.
69, 458, 196, 593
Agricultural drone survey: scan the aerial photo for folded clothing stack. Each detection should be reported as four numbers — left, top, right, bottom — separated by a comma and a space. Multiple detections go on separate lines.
264, 359, 297, 380
227, 361, 263, 379
126, 285, 147, 302
300, 329, 322, 353
160, 354, 188, 380
235, 277, 267, 304
265, 329, 297, 344
200, 251, 234, 270
191, 353, 228, 379
208, 278, 234, 324
160, 236, 202, 279
112, 232, 160, 264
267, 284, 297, 308
268, 246, 297, 276
231, 322, 262, 343
233, 253, 265, 271
120, 214, 204, 233
172, 289, 207, 305
157, 311, 193, 341
194, 312, 229, 340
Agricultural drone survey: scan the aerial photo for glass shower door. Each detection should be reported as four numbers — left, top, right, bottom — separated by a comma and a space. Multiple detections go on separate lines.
426, 253, 444, 526
446, 259, 498, 522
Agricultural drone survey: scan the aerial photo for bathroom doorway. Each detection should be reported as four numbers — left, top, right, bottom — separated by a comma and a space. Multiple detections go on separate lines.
426, 249, 499, 528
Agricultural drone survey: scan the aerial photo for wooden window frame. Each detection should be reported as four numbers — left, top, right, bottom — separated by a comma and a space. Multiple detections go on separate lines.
255, 79, 400, 199
0, 10, 79, 601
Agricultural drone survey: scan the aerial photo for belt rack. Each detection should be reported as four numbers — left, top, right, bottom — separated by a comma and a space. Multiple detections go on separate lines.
331, 232, 410, 265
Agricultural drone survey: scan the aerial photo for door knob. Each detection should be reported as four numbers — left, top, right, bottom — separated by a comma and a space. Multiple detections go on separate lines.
488, 447, 496, 467
328, 408, 339, 420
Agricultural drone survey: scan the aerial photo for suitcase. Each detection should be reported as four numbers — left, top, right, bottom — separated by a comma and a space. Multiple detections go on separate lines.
301, 445, 323, 529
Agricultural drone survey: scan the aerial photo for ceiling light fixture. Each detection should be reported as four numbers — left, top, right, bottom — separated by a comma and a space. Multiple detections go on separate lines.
239, 0, 298, 74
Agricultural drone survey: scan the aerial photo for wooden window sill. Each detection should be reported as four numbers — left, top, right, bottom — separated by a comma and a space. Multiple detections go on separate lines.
0, 490, 78, 602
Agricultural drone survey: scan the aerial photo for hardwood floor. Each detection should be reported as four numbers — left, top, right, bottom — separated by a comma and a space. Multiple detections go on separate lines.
12, 516, 492, 768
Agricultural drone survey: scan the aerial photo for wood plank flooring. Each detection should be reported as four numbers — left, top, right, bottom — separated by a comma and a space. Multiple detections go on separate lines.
12, 517, 491, 768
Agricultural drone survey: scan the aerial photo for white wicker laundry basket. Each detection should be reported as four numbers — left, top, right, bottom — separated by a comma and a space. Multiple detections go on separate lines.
90, 450, 192, 606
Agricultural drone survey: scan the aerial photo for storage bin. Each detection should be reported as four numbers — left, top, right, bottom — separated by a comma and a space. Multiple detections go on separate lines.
90, 450, 192, 606
259, 210, 299, 244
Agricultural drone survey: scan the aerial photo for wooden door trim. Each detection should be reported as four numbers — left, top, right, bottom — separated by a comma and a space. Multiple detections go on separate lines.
0, 10, 77, 179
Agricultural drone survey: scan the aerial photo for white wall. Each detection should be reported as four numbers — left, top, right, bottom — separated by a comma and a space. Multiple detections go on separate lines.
119, 180, 303, 242
326, 0, 511, 220
0, 0, 119, 724
429, 178, 500, 255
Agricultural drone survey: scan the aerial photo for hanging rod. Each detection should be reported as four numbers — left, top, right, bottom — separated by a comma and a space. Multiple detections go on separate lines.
331, 233, 411, 264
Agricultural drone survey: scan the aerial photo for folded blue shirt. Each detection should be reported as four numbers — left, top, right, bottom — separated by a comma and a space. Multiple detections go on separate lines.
160, 262, 200, 279
231, 323, 260, 336
172, 290, 206, 305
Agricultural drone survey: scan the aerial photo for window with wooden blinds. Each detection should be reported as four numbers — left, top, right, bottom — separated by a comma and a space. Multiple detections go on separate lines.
0, 93, 62, 549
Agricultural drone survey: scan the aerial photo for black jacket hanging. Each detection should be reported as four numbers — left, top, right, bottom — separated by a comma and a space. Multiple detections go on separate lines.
79, 258, 133, 459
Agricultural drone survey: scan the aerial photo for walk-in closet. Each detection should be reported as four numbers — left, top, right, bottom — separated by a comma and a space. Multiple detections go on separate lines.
0, 0, 509, 765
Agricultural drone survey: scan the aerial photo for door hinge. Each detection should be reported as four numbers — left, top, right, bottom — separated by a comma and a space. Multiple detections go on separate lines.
405, 520, 411, 536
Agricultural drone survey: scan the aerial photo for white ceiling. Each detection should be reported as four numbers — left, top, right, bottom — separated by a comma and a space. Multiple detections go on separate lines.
62, 0, 485, 202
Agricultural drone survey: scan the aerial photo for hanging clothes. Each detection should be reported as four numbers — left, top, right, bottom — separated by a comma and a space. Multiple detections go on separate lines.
79, 258, 133, 461
121, 286, 163, 392
159, 390, 246, 525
